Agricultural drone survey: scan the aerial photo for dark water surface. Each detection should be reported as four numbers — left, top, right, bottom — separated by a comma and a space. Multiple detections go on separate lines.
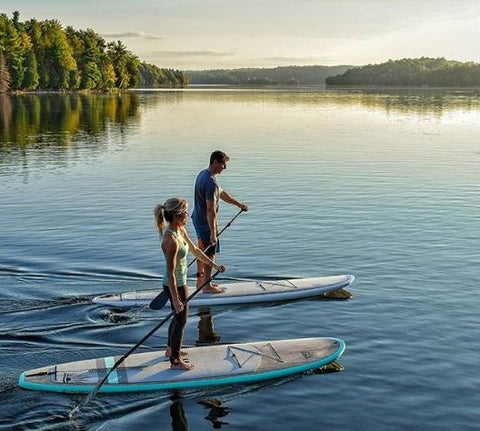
1, 88, 479, 430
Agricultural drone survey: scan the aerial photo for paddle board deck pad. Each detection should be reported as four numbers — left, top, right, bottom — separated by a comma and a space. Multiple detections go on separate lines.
18, 337, 345, 393
92, 275, 355, 308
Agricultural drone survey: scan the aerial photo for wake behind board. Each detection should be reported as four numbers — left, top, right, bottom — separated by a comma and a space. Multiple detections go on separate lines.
93, 275, 355, 308
18, 337, 345, 393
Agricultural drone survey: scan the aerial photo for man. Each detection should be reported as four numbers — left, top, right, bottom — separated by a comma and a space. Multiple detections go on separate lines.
192, 150, 248, 293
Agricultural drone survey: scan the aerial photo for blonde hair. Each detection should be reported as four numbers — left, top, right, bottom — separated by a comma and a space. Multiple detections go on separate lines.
154, 197, 188, 233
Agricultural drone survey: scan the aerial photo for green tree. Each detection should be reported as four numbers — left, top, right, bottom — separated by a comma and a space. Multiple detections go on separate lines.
24, 18, 47, 88
42, 20, 77, 89
0, 13, 26, 89
107, 41, 139, 89
100, 62, 117, 89
22, 49, 39, 89
0, 51, 11, 92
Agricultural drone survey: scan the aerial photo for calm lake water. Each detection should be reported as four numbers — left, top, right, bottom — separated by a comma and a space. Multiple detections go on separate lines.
1, 87, 479, 430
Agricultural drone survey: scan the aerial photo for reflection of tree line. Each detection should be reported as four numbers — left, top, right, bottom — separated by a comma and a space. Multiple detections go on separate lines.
270, 89, 480, 115
2, 89, 476, 151
132, 88, 479, 116
0, 92, 140, 147
353, 90, 480, 116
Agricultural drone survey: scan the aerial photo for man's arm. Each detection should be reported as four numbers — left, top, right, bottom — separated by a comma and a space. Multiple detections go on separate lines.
219, 189, 248, 211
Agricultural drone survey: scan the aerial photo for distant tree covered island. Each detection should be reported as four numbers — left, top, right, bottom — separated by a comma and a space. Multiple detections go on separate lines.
326, 58, 480, 87
186, 65, 352, 86
186, 58, 479, 87
0, 12, 188, 92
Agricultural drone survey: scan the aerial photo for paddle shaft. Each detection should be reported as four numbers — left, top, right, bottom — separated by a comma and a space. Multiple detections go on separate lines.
81, 271, 220, 408
187, 208, 244, 268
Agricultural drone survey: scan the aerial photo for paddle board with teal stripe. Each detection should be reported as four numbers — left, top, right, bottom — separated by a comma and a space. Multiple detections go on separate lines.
18, 337, 345, 393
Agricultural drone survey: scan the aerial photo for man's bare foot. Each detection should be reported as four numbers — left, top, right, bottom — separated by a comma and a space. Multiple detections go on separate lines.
165, 347, 187, 357
196, 272, 219, 289
197, 280, 219, 288
171, 360, 195, 371
202, 285, 224, 294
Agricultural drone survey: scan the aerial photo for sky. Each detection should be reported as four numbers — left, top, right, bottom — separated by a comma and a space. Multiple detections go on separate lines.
1, 0, 479, 70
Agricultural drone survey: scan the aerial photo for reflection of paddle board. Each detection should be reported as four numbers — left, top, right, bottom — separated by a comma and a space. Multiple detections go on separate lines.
92, 275, 355, 308
18, 337, 345, 393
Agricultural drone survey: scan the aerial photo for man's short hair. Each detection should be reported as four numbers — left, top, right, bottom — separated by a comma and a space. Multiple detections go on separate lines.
210, 150, 230, 165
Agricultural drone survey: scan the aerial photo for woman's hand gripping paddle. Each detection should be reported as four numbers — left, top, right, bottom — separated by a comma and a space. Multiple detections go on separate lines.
149, 209, 244, 310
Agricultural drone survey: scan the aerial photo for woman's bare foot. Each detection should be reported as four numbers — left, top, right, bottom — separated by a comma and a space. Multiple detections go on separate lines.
170, 360, 195, 371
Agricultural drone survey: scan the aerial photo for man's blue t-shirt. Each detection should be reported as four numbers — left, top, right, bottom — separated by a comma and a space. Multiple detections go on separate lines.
192, 169, 219, 234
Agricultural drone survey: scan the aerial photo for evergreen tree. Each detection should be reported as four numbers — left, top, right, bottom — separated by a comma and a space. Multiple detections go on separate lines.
22, 49, 39, 89
41, 20, 77, 89
0, 13, 26, 89
0, 51, 11, 92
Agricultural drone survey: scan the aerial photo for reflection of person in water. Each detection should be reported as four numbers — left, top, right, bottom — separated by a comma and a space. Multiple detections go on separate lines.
199, 399, 230, 429
169, 393, 230, 430
169, 393, 188, 431
196, 309, 221, 345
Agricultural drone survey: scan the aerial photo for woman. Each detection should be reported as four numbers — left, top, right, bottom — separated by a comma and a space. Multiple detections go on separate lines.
154, 197, 226, 370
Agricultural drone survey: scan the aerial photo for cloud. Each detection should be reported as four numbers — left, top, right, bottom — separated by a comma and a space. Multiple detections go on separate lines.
151, 50, 233, 58
101, 31, 163, 40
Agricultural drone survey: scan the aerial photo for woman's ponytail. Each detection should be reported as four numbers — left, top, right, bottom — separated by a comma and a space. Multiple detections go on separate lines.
153, 204, 165, 233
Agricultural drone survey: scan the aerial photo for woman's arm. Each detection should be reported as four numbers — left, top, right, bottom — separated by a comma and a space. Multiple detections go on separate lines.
181, 228, 225, 272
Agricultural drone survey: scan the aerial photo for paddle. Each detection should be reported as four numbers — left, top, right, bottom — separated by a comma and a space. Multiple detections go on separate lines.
74, 271, 220, 413
149, 208, 244, 310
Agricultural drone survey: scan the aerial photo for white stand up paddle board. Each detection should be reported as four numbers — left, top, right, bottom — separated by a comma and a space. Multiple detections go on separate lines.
92, 275, 355, 308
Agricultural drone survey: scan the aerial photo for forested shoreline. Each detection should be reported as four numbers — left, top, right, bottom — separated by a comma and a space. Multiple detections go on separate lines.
0, 12, 187, 92
325, 58, 480, 87
189, 58, 479, 87
186, 65, 352, 86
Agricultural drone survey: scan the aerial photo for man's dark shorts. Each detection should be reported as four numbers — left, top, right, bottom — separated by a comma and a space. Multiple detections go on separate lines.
197, 230, 220, 257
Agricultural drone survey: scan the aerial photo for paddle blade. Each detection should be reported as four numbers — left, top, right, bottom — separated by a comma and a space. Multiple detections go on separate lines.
149, 290, 169, 310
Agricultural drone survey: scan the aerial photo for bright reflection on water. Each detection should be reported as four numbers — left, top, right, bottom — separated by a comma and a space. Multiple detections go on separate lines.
1, 88, 479, 431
